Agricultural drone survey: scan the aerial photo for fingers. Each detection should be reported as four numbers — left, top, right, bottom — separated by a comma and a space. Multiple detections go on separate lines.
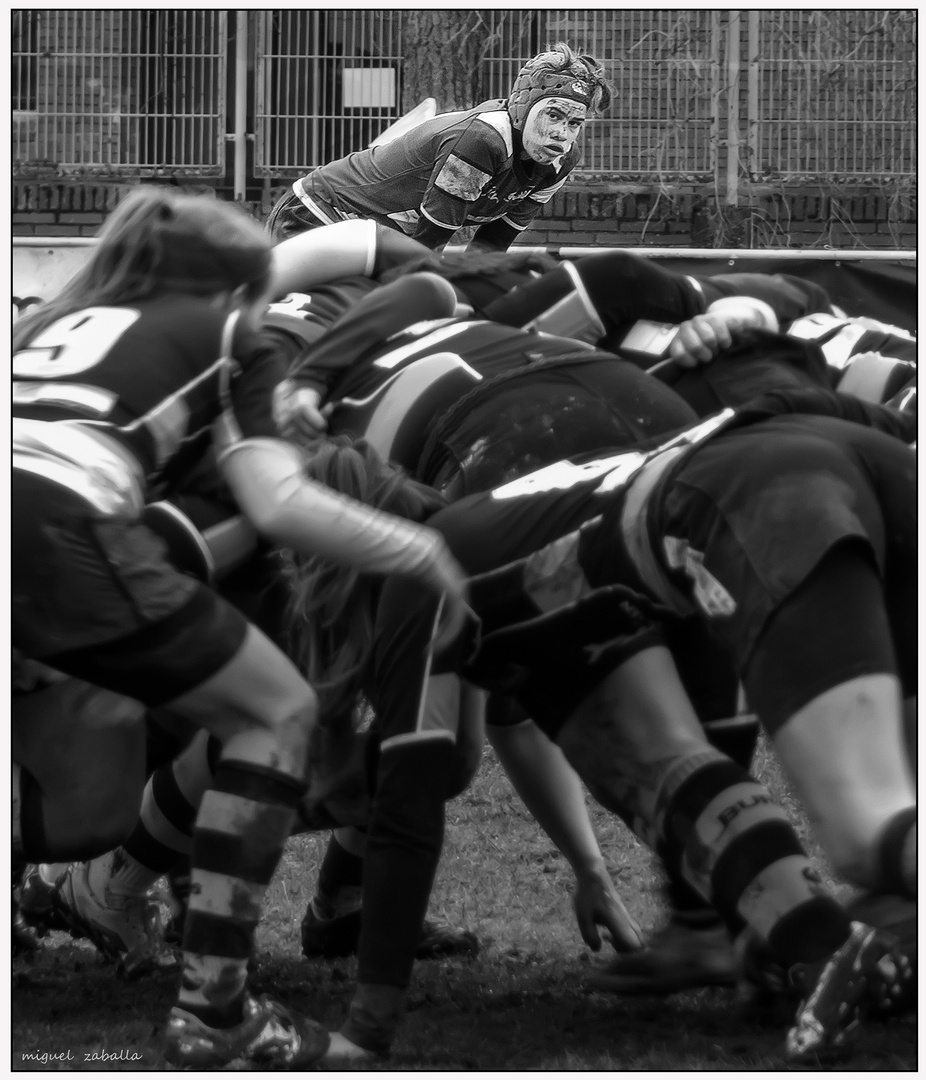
599, 895, 645, 953
273, 383, 329, 440
668, 313, 734, 367
574, 878, 645, 955
576, 904, 603, 952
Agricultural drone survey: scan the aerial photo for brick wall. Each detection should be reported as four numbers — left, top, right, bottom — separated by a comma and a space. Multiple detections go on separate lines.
12, 178, 916, 249
12, 182, 134, 236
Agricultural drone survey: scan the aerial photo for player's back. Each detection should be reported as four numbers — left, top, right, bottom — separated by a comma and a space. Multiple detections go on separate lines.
13, 293, 237, 483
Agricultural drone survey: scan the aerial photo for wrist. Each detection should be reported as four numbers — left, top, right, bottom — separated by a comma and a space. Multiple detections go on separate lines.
572, 853, 609, 879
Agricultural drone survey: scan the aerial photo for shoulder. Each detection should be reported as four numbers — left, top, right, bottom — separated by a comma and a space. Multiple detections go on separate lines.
431, 104, 514, 159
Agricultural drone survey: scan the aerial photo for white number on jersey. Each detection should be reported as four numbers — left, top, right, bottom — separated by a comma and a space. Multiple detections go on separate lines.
492, 450, 648, 501
13, 307, 141, 378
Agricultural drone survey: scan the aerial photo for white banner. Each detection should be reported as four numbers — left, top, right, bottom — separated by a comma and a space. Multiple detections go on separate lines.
13, 239, 96, 320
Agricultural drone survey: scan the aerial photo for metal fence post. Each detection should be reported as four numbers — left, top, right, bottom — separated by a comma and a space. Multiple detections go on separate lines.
725, 10, 741, 207
232, 11, 249, 201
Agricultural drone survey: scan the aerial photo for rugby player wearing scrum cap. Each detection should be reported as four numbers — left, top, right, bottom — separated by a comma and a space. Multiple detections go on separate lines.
267, 43, 611, 252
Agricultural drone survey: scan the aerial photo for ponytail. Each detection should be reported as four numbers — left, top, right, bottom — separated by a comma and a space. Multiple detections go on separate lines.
282, 436, 447, 723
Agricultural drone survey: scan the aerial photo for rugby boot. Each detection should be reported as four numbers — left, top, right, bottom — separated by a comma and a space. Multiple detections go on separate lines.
51, 861, 180, 979
843, 891, 916, 1017
12, 867, 39, 958
786, 921, 914, 1062
589, 915, 737, 995
17, 863, 70, 935
301, 888, 480, 961
164, 993, 330, 1069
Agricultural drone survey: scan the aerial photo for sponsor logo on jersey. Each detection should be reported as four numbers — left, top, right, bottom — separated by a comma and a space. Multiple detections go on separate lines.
663, 537, 736, 617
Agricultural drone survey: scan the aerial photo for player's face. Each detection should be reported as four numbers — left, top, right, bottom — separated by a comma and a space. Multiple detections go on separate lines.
521, 97, 588, 163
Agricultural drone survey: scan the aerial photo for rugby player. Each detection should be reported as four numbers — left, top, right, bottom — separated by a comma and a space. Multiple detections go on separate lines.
12, 187, 469, 1069
266, 43, 611, 249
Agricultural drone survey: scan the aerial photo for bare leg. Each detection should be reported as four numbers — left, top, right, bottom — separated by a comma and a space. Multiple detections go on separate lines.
773, 674, 915, 892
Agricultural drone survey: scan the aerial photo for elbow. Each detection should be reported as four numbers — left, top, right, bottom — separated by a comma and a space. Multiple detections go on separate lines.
403, 271, 458, 319
241, 501, 284, 543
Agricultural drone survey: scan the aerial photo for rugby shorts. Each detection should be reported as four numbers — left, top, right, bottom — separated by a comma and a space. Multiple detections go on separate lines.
12, 471, 249, 707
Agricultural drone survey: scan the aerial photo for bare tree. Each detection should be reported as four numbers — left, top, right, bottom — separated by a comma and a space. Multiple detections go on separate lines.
400, 11, 494, 112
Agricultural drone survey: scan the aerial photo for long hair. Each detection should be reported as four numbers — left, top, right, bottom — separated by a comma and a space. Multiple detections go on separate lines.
378, 247, 560, 287
13, 186, 272, 349
281, 435, 448, 725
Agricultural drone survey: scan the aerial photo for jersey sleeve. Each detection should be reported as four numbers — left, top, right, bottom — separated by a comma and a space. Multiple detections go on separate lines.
216, 435, 456, 577
703, 273, 834, 324
418, 122, 509, 233
230, 331, 292, 438
371, 223, 435, 275
469, 218, 522, 252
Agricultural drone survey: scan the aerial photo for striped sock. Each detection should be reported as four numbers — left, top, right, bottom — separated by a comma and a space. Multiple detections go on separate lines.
657, 752, 852, 968
91, 734, 218, 899
177, 758, 305, 1028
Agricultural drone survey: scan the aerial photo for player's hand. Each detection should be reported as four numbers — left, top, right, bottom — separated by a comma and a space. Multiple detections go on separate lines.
273, 379, 329, 440
321, 1031, 378, 1068
573, 862, 644, 954
668, 313, 736, 367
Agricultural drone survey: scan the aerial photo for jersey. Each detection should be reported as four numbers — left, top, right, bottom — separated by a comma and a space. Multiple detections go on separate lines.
263, 277, 384, 352
262, 221, 442, 352
12, 294, 285, 495
457, 388, 914, 655
299, 101, 576, 240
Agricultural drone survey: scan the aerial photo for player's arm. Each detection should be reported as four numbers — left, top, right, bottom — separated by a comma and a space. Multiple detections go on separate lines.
412, 125, 510, 250
274, 271, 459, 439
470, 162, 572, 253
214, 435, 470, 637
271, 219, 433, 299
487, 712, 643, 952
701, 272, 834, 324
668, 296, 780, 366
735, 383, 917, 442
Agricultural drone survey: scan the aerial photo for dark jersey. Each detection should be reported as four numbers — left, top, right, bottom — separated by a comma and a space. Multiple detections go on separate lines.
300, 101, 576, 242
456, 388, 915, 650
262, 278, 383, 351
12, 293, 286, 493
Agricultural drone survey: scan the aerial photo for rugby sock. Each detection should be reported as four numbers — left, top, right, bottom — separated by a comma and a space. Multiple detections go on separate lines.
664, 713, 762, 928
17, 765, 50, 862
90, 734, 219, 901
876, 807, 916, 898
316, 828, 366, 914
656, 751, 852, 969
13, 763, 25, 858
177, 758, 305, 1028
341, 737, 455, 1055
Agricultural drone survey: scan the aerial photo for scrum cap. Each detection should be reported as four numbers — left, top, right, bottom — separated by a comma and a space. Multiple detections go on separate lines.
507, 43, 610, 130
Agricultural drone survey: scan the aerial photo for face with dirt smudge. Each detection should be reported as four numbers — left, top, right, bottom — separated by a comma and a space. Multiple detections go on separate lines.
520, 97, 588, 164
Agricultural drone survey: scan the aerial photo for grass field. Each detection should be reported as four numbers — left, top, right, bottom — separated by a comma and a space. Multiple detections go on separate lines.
12, 738, 916, 1072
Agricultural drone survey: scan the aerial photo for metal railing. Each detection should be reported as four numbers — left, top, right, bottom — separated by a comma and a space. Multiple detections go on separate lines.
12, 10, 227, 174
